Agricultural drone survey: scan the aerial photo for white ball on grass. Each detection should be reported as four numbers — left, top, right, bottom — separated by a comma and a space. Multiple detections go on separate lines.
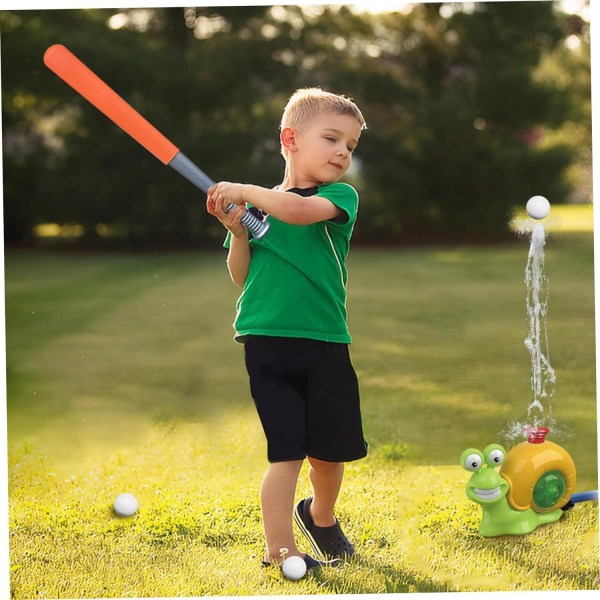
282, 555, 307, 580
113, 493, 138, 517
526, 196, 551, 220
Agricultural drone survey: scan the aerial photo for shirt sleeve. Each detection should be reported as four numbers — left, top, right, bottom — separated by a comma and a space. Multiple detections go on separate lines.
223, 231, 232, 249
316, 182, 359, 227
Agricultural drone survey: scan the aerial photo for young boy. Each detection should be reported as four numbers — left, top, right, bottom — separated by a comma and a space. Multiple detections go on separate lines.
206, 88, 368, 571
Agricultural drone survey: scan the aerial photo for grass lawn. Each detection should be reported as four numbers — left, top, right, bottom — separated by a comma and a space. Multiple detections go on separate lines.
4, 225, 599, 596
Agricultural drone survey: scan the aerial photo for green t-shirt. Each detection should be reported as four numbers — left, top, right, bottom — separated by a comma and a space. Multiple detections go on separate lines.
224, 182, 359, 343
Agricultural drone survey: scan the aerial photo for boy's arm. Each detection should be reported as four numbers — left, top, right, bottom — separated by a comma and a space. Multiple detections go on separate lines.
208, 183, 342, 225
206, 192, 250, 287
227, 231, 250, 287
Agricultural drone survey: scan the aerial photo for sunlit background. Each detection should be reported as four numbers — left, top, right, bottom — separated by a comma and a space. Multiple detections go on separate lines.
2, 3, 597, 596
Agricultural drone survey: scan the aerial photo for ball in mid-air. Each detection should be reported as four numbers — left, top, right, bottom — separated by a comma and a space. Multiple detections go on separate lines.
113, 493, 138, 517
526, 196, 551, 220
282, 555, 307, 580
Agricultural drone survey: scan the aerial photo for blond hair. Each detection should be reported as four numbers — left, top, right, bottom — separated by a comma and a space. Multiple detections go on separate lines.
280, 87, 366, 157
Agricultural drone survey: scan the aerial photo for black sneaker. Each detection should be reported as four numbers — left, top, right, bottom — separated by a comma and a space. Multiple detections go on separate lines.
293, 496, 354, 560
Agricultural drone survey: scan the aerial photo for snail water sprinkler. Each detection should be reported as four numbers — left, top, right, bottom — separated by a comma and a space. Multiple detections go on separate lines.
461, 427, 576, 537
460, 196, 598, 537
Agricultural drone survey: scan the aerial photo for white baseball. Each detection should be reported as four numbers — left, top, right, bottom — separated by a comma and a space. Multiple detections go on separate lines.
526, 196, 551, 220
113, 493, 139, 517
282, 555, 307, 580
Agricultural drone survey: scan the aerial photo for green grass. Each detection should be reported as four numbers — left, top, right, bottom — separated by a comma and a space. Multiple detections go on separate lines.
5, 231, 599, 596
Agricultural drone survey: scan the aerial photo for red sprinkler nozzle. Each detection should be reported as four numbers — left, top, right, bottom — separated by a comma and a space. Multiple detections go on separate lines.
524, 426, 549, 444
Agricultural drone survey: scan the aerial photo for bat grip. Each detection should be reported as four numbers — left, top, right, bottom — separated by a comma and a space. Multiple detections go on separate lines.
168, 151, 269, 239
228, 204, 270, 240
168, 151, 214, 192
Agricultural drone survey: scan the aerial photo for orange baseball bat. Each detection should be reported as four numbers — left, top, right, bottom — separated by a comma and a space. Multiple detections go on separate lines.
43, 44, 270, 237
44, 43, 178, 165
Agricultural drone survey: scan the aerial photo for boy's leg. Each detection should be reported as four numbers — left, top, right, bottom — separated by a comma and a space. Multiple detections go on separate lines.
307, 457, 343, 526
261, 459, 304, 561
295, 457, 354, 559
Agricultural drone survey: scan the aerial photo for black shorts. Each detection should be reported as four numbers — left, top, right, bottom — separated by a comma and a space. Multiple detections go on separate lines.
243, 336, 368, 463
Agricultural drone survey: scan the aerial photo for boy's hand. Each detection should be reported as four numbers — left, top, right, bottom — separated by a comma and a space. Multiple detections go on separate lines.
206, 181, 248, 238
207, 182, 248, 211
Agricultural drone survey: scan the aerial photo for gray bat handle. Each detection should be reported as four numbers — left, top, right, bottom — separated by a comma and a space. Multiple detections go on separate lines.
168, 151, 270, 239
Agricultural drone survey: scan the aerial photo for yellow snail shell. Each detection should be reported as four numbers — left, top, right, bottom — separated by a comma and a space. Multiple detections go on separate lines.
500, 437, 576, 513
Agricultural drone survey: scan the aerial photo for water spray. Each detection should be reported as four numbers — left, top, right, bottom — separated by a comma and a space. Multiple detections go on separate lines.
524, 221, 555, 421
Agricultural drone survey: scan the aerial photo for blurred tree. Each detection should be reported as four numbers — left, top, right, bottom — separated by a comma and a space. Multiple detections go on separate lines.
1, 6, 286, 245
532, 9, 591, 204
350, 1, 575, 241
0, 2, 588, 246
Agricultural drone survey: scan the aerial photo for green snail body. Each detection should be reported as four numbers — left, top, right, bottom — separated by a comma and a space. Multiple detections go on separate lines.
460, 433, 575, 537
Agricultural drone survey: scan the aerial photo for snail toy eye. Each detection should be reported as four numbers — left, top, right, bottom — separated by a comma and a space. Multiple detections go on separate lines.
465, 453, 483, 471
488, 449, 505, 465
460, 449, 483, 471
484, 444, 506, 467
